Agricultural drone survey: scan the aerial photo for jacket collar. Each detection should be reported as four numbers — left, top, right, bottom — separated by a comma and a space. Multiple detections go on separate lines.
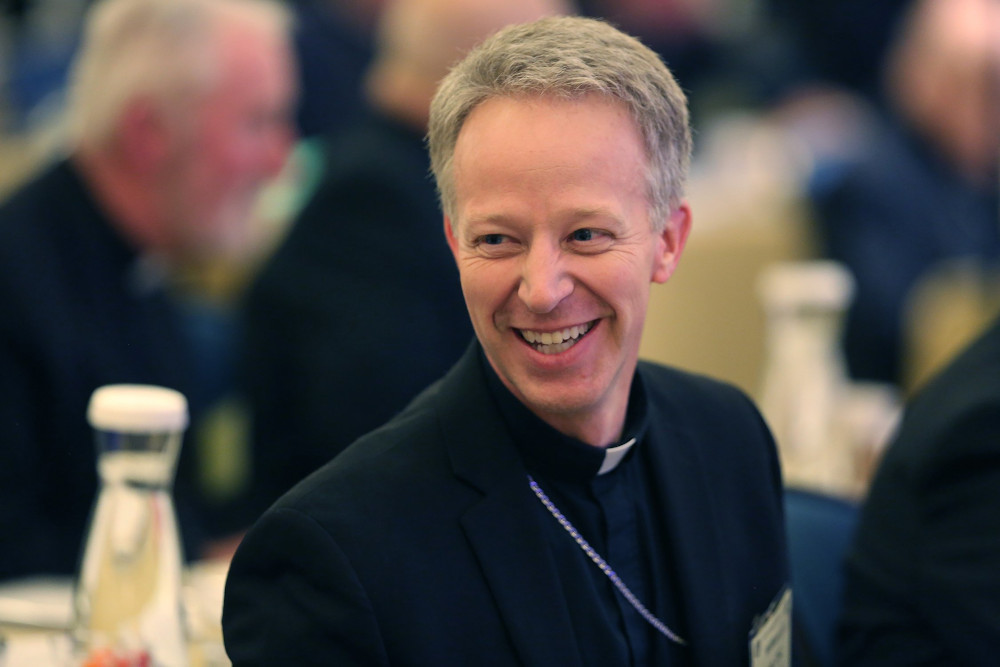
639, 368, 744, 666
432, 342, 584, 667
431, 344, 747, 666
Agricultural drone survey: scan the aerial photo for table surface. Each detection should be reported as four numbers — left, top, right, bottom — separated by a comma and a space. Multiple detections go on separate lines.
0, 561, 230, 666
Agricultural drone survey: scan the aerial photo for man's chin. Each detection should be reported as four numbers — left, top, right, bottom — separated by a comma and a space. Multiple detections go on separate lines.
511, 380, 604, 422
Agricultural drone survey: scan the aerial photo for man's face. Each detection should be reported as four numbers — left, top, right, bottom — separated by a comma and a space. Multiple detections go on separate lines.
445, 95, 690, 445
164, 23, 296, 259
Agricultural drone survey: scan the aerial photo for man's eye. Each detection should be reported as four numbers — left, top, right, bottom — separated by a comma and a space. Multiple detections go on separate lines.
571, 229, 594, 242
482, 234, 506, 245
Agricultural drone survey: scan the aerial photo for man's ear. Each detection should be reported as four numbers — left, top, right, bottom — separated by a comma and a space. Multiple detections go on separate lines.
444, 216, 459, 259
651, 201, 691, 284
118, 97, 171, 172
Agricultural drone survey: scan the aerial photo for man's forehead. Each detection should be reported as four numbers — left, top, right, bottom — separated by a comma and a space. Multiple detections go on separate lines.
461, 91, 627, 124
450, 94, 649, 208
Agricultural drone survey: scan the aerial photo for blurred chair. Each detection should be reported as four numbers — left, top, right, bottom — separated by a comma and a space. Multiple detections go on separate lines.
902, 259, 1000, 396
784, 487, 859, 667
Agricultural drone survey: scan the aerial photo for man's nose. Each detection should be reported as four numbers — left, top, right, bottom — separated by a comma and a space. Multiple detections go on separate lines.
517, 244, 573, 313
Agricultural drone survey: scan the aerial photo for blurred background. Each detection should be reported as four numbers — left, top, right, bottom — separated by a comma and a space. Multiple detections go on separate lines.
1, 3, 998, 664
1, 0, 997, 498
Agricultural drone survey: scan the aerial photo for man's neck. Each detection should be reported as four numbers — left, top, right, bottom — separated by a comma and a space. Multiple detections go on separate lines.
536, 406, 627, 449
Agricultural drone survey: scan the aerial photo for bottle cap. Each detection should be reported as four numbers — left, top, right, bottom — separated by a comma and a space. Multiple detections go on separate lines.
758, 260, 855, 311
87, 384, 188, 433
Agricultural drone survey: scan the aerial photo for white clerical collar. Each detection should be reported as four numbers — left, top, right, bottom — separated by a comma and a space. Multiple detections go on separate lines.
597, 437, 637, 475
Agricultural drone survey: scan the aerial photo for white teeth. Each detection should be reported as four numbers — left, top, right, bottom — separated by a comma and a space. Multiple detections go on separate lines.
519, 322, 593, 353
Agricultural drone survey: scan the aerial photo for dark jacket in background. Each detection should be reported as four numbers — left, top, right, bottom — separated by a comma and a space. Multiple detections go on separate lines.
0, 159, 211, 579
237, 108, 472, 524
840, 314, 1000, 664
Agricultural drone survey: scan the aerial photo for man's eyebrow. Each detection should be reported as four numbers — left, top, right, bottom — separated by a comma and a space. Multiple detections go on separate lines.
566, 207, 618, 220
465, 207, 622, 225
560, 207, 628, 229
465, 213, 511, 224
462, 212, 520, 230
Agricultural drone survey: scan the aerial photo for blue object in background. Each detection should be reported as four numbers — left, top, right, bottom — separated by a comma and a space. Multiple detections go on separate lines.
784, 487, 860, 667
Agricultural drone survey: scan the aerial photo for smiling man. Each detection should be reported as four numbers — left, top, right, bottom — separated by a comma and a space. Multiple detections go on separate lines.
224, 16, 790, 667
444, 93, 681, 447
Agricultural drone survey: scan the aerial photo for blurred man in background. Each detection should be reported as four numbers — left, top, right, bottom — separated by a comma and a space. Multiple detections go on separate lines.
838, 5, 1000, 660
235, 0, 571, 524
811, 0, 1000, 387
0, 0, 296, 580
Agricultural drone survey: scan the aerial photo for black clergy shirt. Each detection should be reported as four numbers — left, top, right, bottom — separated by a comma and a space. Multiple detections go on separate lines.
483, 353, 690, 666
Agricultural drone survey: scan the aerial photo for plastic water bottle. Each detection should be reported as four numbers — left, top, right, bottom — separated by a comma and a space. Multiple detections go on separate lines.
72, 384, 189, 667
758, 261, 855, 495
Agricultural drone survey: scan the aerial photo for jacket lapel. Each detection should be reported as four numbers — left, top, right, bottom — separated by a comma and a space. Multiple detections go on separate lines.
461, 483, 584, 667
435, 344, 584, 667
644, 409, 742, 666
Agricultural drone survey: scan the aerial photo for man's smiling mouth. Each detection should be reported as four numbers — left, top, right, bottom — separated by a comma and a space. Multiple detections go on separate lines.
517, 321, 596, 355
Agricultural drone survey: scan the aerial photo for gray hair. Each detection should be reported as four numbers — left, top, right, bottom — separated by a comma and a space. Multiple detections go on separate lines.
427, 15, 691, 231
67, 0, 292, 151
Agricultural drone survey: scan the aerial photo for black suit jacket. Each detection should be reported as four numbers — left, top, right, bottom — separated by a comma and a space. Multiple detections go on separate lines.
237, 108, 472, 524
223, 343, 789, 666
0, 159, 210, 578
839, 315, 1000, 665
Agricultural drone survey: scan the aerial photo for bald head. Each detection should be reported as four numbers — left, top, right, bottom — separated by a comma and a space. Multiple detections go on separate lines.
365, 0, 572, 127
885, 0, 1000, 181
